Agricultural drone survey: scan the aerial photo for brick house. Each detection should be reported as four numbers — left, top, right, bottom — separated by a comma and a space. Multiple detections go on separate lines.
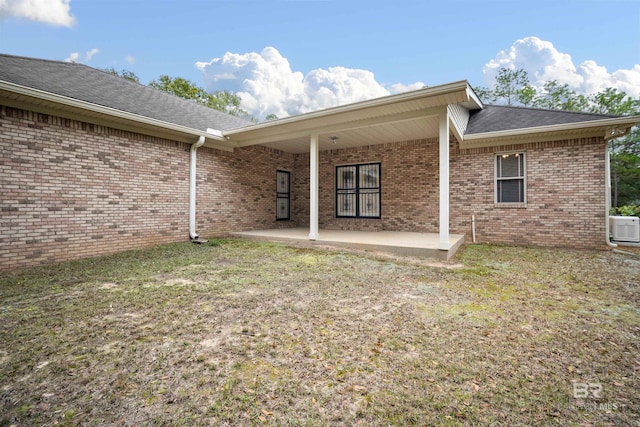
1, 54, 639, 270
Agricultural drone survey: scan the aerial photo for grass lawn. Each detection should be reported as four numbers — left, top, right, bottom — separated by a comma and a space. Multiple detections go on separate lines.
1, 239, 639, 426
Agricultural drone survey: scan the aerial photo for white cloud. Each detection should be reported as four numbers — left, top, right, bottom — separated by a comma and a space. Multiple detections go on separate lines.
125, 55, 136, 65
196, 47, 425, 120
484, 36, 640, 98
0, 0, 75, 27
389, 82, 427, 93
65, 52, 80, 63
85, 48, 99, 61
64, 48, 100, 63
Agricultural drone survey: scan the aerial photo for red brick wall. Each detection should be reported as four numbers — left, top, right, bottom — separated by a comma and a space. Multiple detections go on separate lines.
0, 106, 295, 271
0, 107, 190, 271
450, 137, 607, 249
196, 145, 296, 236
293, 139, 440, 232
1, 104, 607, 271
294, 136, 607, 249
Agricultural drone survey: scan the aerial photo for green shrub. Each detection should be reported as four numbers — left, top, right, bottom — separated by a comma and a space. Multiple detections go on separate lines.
616, 205, 640, 217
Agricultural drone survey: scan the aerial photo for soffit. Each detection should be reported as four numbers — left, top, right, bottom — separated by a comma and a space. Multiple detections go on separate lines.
261, 115, 442, 153
225, 81, 475, 152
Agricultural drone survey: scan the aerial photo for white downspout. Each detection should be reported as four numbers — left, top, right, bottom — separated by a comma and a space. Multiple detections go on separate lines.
471, 214, 476, 243
189, 136, 205, 241
605, 138, 617, 248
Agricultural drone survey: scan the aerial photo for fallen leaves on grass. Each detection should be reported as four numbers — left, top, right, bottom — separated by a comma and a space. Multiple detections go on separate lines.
0, 240, 638, 426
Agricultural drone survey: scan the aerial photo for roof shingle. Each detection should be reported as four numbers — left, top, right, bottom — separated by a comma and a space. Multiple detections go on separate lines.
0, 54, 251, 132
466, 104, 618, 135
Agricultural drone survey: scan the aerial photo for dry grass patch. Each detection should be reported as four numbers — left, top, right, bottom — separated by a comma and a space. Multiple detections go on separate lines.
1, 240, 639, 426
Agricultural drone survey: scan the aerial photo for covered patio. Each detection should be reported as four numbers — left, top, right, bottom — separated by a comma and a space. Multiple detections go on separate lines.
218, 81, 483, 259
232, 228, 465, 260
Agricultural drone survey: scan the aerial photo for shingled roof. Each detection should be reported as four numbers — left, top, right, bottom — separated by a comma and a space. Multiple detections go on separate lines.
0, 54, 251, 132
2, 53, 637, 151
466, 104, 619, 135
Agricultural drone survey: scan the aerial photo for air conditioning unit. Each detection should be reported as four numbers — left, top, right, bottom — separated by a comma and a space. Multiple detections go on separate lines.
610, 216, 640, 243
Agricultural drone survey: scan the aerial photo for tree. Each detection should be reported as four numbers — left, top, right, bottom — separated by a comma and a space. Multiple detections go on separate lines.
601, 112, 637, 208
518, 84, 537, 108
579, 87, 640, 206
533, 81, 589, 112
265, 113, 279, 121
473, 86, 496, 104
611, 151, 640, 206
493, 68, 531, 106
148, 75, 248, 117
589, 87, 640, 117
104, 67, 140, 83
477, 69, 538, 107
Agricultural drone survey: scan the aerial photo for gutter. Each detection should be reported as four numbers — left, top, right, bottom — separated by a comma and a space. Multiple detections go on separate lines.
604, 137, 619, 248
189, 135, 206, 243
1, 82, 239, 153
463, 116, 640, 143
0, 81, 228, 142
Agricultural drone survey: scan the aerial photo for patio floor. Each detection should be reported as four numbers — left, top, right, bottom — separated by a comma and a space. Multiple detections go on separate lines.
231, 227, 465, 260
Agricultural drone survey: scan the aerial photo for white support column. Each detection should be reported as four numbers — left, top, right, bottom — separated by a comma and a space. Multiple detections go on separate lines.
309, 134, 319, 240
438, 111, 450, 250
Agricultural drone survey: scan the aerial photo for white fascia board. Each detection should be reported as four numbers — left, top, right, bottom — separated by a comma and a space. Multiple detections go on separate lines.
223, 80, 471, 137
463, 116, 640, 142
206, 128, 224, 138
234, 107, 445, 147
465, 86, 484, 109
0, 80, 227, 143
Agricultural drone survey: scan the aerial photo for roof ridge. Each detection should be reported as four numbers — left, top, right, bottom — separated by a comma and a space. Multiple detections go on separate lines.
0, 53, 149, 89
484, 103, 619, 118
33, 54, 154, 88
0, 52, 86, 67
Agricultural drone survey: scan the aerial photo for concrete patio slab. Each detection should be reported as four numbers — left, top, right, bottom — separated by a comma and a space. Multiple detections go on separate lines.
231, 228, 465, 260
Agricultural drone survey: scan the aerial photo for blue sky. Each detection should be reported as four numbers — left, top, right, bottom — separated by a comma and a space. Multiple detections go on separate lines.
1, 0, 639, 118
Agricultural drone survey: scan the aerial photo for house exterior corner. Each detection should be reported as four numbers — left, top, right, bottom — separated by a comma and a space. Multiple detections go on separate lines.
0, 106, 298, 271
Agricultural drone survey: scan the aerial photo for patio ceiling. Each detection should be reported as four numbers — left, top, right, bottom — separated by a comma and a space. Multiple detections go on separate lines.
222, 80, 482, 154
259, 114, 442, 153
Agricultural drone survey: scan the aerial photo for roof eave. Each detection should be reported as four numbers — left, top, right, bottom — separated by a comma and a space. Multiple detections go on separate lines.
224, 80, 474, 136
0, 80, 233, 149
464, 86, 484, 110
461, 116, 640, 149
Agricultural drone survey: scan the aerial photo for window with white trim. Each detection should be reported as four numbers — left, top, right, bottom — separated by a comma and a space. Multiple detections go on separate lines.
495, 153, 526, 204
336, 163, 381, 218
